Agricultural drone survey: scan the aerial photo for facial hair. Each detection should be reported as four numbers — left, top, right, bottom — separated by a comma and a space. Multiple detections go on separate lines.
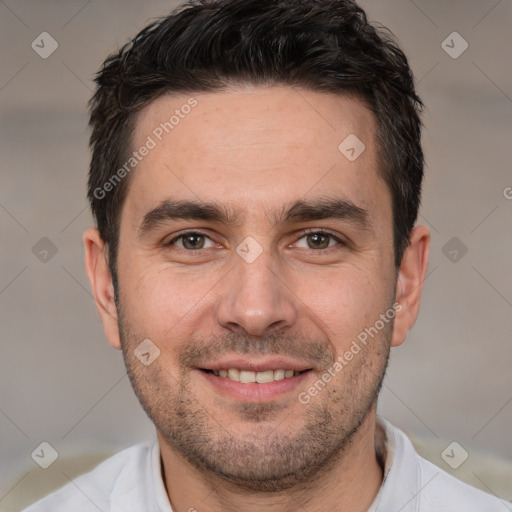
118, 301, 393, 492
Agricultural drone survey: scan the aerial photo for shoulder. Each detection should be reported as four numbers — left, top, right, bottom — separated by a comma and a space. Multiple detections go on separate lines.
22, 443, 154, 512
379, 419, 510, 512
416, 455, 510, 511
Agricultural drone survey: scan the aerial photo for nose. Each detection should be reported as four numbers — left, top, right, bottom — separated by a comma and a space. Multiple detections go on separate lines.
215, 247, 297, 337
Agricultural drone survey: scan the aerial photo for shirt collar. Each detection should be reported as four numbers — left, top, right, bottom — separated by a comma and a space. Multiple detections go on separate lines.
369, 416, 422, 512
367, 416, 396, 511
151, 439, 174, 512
152, 417, 421, 512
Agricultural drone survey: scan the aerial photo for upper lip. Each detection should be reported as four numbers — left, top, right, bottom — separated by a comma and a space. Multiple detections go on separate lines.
198, 356, 313, 373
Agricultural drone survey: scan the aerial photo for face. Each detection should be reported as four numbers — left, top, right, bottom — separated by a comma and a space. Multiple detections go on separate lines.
106, 86, 401, 490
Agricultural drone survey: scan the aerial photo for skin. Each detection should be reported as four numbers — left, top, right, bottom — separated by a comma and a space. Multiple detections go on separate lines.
84, 86, 430, 512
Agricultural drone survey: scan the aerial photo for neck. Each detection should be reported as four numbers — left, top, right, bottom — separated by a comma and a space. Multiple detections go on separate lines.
158, 411, 385, 512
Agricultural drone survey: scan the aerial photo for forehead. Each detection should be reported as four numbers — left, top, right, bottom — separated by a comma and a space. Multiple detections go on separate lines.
124, 86, 390, 228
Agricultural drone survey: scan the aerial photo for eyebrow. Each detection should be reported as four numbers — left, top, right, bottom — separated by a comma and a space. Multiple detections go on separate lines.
138, 196, 370, 238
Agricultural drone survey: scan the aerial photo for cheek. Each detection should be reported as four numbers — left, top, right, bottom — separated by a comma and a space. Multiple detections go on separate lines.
120, 261, 220, 341
294, 265, 390, 349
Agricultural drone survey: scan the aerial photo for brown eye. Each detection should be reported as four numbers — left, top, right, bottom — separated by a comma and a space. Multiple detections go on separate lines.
294, 230, 342, 250
166, 232, 215, 250
306, 232, 331, 249
181, 233, 205, 249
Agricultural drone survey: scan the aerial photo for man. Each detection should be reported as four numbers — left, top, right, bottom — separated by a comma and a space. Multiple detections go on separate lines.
23, 0, 509, 510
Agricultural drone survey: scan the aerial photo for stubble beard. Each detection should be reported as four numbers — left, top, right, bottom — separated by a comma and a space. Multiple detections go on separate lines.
117, 300, 392, 492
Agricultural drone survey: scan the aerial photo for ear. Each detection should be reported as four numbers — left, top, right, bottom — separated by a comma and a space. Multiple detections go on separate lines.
83, 228, 121, 350
391, 225, 430, 348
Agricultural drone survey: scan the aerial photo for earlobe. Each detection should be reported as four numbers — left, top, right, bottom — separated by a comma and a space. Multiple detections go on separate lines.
391, 225, 430, 348
83, 228, 122, 350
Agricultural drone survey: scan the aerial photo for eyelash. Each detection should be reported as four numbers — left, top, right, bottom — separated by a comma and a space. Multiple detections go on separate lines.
165, 229, 345, 252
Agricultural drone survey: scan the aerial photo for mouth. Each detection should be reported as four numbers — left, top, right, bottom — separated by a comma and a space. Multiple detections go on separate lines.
201, 368, 307, 383
196, 359, 314, 402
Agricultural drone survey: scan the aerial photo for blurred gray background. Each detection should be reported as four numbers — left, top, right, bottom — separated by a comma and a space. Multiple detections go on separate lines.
1, 0, 511, 509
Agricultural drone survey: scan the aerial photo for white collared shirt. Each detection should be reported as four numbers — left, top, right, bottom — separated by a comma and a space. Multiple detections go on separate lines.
23, 418, 510, 511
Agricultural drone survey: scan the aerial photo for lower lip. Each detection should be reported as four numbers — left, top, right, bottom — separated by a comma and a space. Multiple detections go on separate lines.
198, 370, 312, 402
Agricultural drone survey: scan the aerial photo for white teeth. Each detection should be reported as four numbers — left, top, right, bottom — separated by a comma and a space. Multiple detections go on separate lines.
239, 370, 257, 383
256, 370, 274, 383
213, 368, 300, 383
273, 369, 285, 381
227, 368, 240, 382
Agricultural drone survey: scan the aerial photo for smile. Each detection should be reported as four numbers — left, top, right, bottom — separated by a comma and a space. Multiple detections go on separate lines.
198, 365, 312, 402
202, 368, 304, 383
